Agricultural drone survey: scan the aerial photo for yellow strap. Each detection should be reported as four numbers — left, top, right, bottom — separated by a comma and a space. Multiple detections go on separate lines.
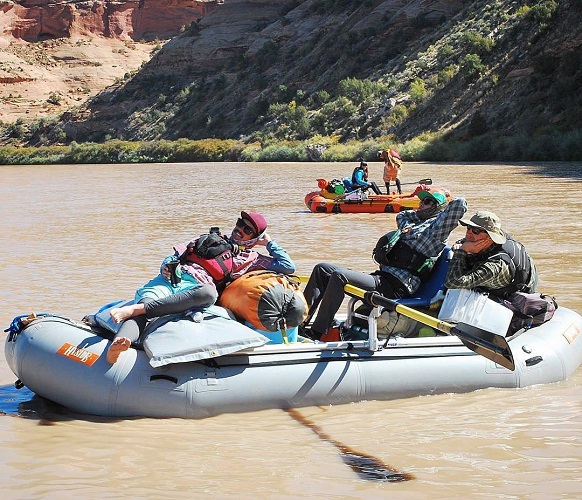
280, 326, 290, 344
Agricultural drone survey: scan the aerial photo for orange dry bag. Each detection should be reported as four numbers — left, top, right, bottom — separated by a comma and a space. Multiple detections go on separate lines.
218, 271, 308, 332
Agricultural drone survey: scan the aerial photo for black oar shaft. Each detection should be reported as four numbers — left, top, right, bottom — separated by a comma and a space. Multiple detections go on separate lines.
399, 178, 432, 186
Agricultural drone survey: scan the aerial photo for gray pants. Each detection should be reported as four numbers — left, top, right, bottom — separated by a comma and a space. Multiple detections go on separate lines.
114, 284, 217, 344
303, 263, 409, 335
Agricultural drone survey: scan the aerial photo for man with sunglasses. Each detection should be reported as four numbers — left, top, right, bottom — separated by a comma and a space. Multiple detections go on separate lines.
302, 189, 467, 340
229, 211, 296, 276
444, 210, 537, 299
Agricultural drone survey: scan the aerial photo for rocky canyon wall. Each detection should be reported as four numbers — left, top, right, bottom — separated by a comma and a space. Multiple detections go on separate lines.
0, 0, 218, 41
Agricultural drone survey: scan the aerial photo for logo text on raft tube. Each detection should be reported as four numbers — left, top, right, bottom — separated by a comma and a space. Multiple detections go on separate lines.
57, 343, 99, 366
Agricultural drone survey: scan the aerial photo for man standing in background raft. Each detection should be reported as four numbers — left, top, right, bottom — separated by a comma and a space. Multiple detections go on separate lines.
379, 149, 403, 194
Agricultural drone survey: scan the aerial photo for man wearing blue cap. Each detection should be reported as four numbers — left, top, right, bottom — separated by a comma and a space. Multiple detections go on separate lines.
302, 188, 467, 340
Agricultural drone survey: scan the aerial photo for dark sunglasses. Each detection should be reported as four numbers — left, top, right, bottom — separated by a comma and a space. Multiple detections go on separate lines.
236, 218, 256, 236
466, 226, 486, 235
420, 198, 436, 206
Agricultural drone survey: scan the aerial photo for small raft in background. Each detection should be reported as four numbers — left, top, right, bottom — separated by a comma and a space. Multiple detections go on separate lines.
305, 179, 452, 214
304, 182, 453, 214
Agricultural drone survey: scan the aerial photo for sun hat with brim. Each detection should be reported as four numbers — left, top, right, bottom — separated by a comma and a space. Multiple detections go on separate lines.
459, 210, 506, 244
417, 190, 447, 206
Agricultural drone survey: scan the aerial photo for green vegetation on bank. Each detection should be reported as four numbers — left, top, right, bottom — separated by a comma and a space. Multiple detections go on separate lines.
1, 129, 580, 165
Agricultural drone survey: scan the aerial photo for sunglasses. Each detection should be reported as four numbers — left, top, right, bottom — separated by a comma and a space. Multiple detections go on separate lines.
420, 198, 436, 206
236, 218, 256, 236
466, 226, 486, 235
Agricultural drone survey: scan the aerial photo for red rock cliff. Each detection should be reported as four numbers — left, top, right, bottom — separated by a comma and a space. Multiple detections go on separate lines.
1, 0, 218, 41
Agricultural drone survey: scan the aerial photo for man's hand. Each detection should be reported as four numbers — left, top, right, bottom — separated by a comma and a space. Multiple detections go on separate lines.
253, 232, 272, 247
461, 238, 491, 254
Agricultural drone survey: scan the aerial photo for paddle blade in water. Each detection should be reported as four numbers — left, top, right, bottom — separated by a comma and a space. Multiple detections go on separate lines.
285, 408, 414, 483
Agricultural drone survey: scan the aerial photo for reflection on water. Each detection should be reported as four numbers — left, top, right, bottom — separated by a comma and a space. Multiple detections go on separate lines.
0, 385, 34, 415
0, 161, 581, 497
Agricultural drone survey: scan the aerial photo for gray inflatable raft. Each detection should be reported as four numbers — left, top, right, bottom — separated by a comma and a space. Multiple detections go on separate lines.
5, 301, 582, 418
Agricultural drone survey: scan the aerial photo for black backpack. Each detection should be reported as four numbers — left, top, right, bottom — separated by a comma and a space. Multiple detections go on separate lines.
179, 232, 237, 284
190, 232, 234, 258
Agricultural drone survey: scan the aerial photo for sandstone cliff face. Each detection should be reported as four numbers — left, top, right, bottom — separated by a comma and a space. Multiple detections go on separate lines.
1, 0, 216, 41
66, 0, 470, 141
0, 0, 219, 121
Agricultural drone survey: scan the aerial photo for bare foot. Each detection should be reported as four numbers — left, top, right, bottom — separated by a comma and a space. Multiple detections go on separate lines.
110, 304, 139, 323
106, 337, 131, 364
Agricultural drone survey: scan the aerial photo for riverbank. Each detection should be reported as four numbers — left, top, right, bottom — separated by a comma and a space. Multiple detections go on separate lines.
1, 129, 581, 165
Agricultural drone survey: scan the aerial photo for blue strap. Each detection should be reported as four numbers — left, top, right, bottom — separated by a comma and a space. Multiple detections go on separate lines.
5, 313, 50, 341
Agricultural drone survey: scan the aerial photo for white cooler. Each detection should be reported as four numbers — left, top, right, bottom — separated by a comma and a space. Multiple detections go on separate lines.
437, 288, 513, 335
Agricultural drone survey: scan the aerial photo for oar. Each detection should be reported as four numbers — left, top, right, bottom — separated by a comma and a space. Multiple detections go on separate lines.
400, 178, 432, 186
343, 284, 515, 371
285, 408, 415, 482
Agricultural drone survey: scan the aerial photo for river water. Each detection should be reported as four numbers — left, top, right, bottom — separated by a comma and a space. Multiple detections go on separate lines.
1, 161, 581, 499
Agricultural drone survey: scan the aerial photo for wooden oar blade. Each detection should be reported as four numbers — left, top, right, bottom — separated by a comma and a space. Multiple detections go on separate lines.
454, 322, 515, 371
340, 451, 414, 482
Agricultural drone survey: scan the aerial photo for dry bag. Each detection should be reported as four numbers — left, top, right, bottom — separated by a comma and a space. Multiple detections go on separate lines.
219, 271, 308, 332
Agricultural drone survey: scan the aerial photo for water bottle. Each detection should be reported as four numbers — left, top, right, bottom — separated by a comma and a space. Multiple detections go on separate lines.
166, 260, 181, 287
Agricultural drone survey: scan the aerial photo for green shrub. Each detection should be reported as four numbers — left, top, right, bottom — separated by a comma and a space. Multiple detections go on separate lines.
461, 53, 486, 79
438, 65, 457, 85
257, 144, 307, 161
460, 32, 494, 56
409, 78, 428, 103
437, 44, 454, 62
240, 143, 262, 161
337, 78, 388, 105
467, 111, 488, 137
390, 104, 409, 126
529, 1, 558, 23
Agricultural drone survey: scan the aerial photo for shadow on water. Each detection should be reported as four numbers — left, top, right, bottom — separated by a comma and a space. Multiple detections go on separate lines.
285, 408, 415, 483
0, 384, 73, 423
0, 384, 36, 415
502, 163, 582, 181
0, 384, 126, 424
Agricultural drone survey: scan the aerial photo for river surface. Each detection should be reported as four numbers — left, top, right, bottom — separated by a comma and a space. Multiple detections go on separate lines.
1, 161, 581, 499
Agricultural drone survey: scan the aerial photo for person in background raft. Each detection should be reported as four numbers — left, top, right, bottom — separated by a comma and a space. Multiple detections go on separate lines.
302, 189, 467, 340
379, 149, 403, 194
106, 211, 295, 363
343, 159, 382, 194
444, 210, 538, 299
